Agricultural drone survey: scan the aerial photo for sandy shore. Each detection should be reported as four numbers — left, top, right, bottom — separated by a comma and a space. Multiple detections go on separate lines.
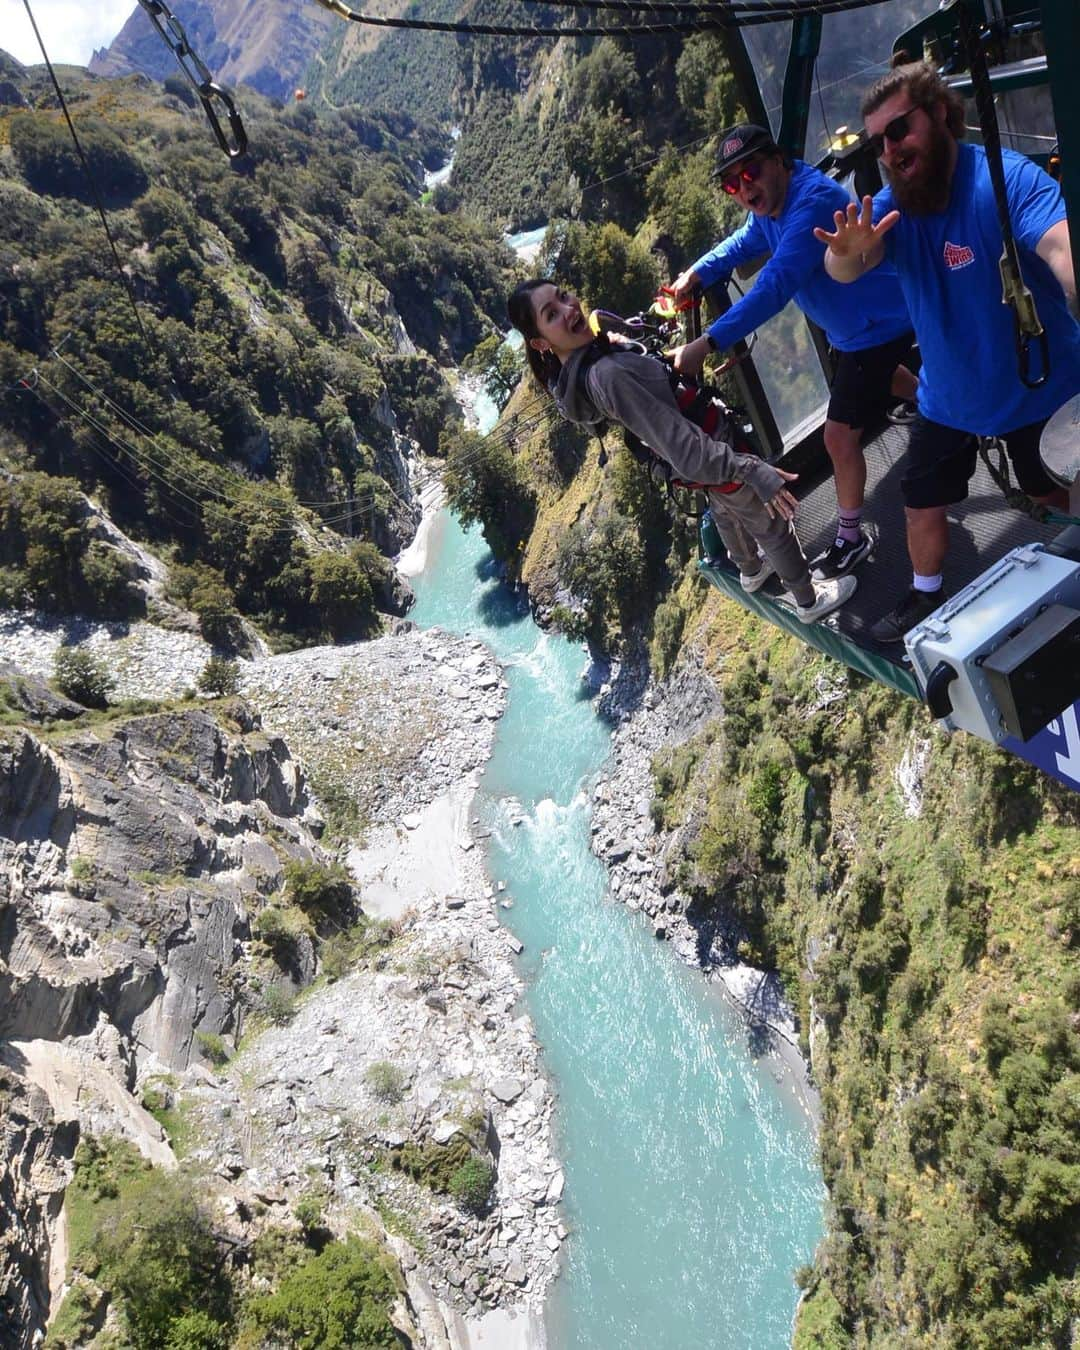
396, 481, 446, 578
346, 778, 476, 921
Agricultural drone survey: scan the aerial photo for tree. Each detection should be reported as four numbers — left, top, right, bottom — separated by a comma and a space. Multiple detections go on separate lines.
308, 551, 374, 640
558, 221, 658, 319
555, 509, 649, 642
196, 656, 240, 697
10, 115, 147, 202
53, 646, 113, 709
443, 429, 536, 567
466, 335, 524, 413
241, 1237, 401, 1349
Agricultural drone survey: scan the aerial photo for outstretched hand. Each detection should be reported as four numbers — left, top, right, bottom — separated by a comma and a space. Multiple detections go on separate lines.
812, 195, 899, 256
765, 467, 799, 521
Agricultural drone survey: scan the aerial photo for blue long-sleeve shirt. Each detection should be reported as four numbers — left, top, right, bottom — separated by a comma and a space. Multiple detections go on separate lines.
693, 160, 911, 353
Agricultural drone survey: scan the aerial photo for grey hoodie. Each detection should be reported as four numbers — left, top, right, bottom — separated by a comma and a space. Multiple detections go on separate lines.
554, 344, 786, 503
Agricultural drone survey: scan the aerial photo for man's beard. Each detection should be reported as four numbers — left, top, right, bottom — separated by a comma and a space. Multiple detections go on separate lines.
885, 125, 954, 214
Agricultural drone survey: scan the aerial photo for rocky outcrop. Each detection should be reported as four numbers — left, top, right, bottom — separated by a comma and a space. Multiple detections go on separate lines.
0, 703, 323, 1073
0, 1072, 77, 1344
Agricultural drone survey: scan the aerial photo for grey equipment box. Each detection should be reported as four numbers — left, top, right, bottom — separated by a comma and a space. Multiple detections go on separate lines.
904, 544, 1080, 744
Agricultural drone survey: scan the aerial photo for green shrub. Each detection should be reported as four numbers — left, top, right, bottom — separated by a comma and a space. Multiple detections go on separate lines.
262, 985, 297, 1026
81, 541, 140, 617
253, 904, 308, 952
649, 598, 685, 680
241, 1236, 400, 1349
557, 220, 657, 316
747, 762, 785, 831
53, 645, 113, 709
319, 916, 396, 980
44, 1278, 103, 1348
364, 1060, 407, 1103
11, 114, 147, 201
293, 1187, 326, 1232
167, 563, 239, 647
163, 1310, 230, 1349
388, 1136, 473, 1193
196, 656, 240, 698
194, 1031, 230, 1066
307, 551, 374, 640
65, 1137, 232, 1348
448, 1156, 495, 1214
0, 565, 28, 608
283, 858, 354, 926
548, 604, 591, 643
555, 511, 649, 642
162, 75, 197, 108
443, 428, 536, 567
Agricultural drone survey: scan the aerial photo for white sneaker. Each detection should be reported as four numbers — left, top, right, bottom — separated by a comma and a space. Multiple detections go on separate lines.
795, 574, 856, 623
740, 559, 776, 593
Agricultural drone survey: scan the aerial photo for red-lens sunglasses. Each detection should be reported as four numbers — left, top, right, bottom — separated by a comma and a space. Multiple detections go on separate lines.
719, 157, 766, 196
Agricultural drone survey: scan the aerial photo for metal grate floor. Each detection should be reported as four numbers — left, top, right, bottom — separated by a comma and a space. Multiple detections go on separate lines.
756, 421, 1064, 669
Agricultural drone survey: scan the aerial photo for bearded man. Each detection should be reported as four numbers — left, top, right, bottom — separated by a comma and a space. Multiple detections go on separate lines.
818, 61, 1080, 642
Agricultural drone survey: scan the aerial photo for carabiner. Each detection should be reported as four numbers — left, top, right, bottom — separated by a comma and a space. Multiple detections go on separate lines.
1015, 318, 1050, 390
198, 81, 248, 159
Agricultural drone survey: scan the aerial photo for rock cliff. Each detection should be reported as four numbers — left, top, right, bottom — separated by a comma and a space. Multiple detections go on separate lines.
0, 627, 556, 1349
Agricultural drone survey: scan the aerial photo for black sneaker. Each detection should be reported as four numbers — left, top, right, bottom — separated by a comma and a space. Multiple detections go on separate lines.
810, 529, 873, 580
870, 587, 947, 644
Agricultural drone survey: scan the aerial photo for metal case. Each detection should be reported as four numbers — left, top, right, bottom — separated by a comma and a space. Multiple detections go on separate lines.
904, 544, 1080, 743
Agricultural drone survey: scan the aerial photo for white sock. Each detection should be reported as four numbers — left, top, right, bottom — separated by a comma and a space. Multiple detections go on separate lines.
912, 572, 942, 594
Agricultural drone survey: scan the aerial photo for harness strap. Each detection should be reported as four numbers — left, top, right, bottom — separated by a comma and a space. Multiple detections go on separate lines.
957, 2, 1048, 389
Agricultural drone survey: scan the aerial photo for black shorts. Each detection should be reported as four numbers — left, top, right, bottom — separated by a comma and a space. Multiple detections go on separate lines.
827, 331, 917, 429
901, 414, 1056, 509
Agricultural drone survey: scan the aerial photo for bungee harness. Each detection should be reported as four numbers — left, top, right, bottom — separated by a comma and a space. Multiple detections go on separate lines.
581, 296, 759, 517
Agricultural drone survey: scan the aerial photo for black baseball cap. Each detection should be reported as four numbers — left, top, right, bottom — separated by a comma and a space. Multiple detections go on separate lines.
713, 123, 779, 177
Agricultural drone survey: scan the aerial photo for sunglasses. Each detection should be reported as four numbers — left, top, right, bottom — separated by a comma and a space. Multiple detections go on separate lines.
719, 156, 766, 196
868, 105, 924, 158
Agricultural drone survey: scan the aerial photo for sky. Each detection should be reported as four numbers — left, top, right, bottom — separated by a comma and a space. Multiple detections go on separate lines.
1, 0, 134, 68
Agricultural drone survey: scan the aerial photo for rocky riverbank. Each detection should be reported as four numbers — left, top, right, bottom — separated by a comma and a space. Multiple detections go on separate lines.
591, 648, 819, 1113
0, 613, 557, 1349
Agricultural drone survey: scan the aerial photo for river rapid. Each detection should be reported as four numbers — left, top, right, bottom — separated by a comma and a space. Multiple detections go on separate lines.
406, 508, 824, 1348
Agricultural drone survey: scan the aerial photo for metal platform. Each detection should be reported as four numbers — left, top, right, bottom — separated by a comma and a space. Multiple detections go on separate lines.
700, 419, 1064, 695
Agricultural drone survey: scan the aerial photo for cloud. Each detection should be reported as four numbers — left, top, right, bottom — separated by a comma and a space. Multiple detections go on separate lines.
0, 0, 135, 68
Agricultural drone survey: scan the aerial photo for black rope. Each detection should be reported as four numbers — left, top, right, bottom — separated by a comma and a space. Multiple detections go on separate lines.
309, 0, 898, 38
957, 1, 1048, 388
20, 0, 152, 349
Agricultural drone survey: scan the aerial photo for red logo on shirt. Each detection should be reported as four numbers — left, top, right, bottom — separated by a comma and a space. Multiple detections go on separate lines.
943, 240, 975, 269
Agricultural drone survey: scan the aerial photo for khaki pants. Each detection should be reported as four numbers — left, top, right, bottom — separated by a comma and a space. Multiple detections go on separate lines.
707, 484, 815, 607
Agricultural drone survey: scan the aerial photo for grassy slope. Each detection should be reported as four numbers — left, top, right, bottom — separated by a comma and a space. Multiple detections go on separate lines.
648, 578, 1080, 1347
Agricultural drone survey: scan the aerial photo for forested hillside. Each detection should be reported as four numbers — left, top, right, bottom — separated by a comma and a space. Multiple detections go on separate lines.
0, 62, 515, 648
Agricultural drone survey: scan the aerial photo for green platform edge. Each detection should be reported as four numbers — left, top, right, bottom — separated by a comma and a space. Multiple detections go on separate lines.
698, 561, 923, 701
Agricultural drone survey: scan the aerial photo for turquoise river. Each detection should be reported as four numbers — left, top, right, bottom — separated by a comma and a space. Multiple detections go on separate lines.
408, 508, 824, 1348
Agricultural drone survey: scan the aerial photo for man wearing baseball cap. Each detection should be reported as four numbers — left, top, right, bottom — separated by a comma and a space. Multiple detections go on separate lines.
672, 123, 917, 583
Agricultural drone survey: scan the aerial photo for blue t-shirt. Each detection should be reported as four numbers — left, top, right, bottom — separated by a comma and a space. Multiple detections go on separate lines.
873, 142, 1080, 434
693, 160, 912, 353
